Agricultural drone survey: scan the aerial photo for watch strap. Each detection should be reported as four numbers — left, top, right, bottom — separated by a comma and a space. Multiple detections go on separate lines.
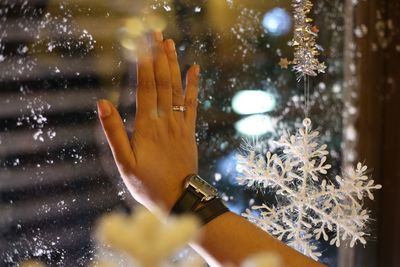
194, 198, 229, 225
171, 186, 203, 214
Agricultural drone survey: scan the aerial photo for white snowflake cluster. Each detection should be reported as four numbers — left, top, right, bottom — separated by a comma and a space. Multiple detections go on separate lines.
95, 208, 203, 267
237, 118, 382, 260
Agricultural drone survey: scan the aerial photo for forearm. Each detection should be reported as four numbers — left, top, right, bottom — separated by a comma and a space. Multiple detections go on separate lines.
192, 211, 325, 267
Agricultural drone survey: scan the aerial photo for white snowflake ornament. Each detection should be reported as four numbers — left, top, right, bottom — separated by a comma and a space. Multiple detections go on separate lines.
95, 208, 203, 267
237, 118, 382, 260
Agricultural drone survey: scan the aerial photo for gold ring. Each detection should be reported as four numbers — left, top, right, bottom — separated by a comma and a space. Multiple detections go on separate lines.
172, 105, 186, 112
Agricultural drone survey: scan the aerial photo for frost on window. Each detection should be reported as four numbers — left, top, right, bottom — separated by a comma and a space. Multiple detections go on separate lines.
0, 0, 344, 266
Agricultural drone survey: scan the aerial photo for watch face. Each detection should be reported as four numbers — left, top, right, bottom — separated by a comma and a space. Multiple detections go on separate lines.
186, 175, 218, 200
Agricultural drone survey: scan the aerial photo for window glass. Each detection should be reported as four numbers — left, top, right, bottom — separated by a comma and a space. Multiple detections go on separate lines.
0, 0, 343, 266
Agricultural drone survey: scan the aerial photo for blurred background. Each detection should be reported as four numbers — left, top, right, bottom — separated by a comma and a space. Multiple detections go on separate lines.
0, 0, 399, 266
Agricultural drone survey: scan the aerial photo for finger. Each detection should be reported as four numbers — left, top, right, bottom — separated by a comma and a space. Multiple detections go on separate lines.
152, 31, 172, 118
97, 99, 136, 174
136, 36, 157, 121
184, 64, 200, 131
164, 39, 185, 106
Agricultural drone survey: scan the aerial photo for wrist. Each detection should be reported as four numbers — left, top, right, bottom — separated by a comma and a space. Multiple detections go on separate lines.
157, 169, 198, 210
170, 174, 229, 225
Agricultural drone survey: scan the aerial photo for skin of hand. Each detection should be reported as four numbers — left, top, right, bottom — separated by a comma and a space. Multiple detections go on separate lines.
97, 31, 200, 212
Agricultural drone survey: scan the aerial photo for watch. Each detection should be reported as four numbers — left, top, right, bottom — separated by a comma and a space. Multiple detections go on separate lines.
171, 174, 229, 224
194, 197, 229, 225
171, 174, 218, 214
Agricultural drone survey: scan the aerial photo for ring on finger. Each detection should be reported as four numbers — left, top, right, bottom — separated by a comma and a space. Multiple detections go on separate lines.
172, 105, 186, 112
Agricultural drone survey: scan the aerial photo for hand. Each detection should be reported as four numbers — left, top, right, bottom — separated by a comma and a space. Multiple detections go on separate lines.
97, 32, 200, 211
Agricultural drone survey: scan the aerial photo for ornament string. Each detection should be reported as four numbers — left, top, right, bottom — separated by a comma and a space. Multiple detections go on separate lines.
288, 0, 324, 118
303, 75, 310, 117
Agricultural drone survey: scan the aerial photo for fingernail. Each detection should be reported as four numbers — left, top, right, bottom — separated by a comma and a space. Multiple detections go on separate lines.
97, 99, 111, 118
166, 39, 175, 52
154, 31, 163, 42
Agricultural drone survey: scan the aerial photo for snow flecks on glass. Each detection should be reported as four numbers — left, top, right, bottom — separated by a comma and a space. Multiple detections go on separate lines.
0, 2, 95, 80
354, 24, 368, 38
231, 7, 262, 60
349, 9, 397, 51
1, 1, 104, 263
15, 87, 54, 142
39, 16, 96, 56
226, 0, 234, 9
3, 229, 67, 266
0, 2, 96, 147
0, 0, 353, 265
163, 5, 172, 12
214, 172, 222, 182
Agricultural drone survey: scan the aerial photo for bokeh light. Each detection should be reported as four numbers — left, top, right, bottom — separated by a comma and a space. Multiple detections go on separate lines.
232, 90, 276, 115
262, 7, 291, 36
234, 114, 274, 136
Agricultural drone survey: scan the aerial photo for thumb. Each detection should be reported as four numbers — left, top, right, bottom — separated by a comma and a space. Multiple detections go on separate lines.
97, 99, 136, 174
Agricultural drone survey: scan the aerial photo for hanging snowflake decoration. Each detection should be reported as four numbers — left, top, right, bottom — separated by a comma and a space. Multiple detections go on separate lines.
281, 0, 326, 78
95, 208, 204, 267
237, 118, 382, 260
